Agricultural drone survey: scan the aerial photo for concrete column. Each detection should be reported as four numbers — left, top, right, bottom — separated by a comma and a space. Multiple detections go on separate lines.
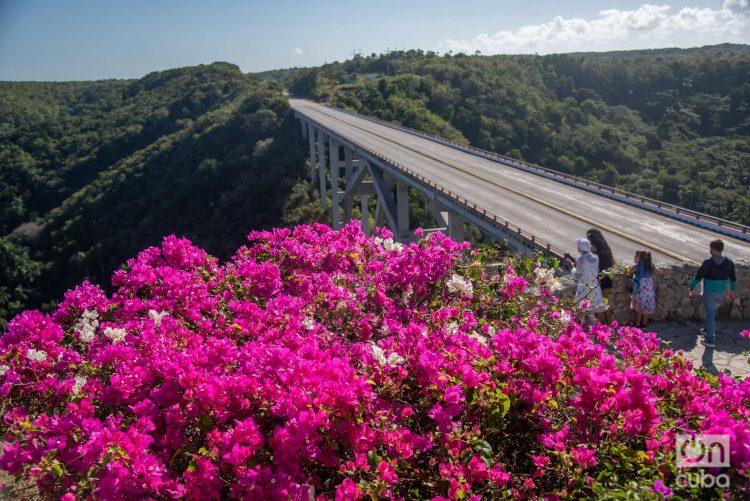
318, 134, 327, 210
360, 196, 369, 235
307, 123, 316, 182
344, 189, 354, 225
330, 139, 340, 230
344, 147, 353, 183
301, 120, 308, 139
374, 202, 386, 228
448, 212, 465, 242
396, 182, 409, 238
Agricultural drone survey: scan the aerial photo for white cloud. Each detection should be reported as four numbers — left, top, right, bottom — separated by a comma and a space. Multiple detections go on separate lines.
292, 47, 304, 56
438, 2, 750, 55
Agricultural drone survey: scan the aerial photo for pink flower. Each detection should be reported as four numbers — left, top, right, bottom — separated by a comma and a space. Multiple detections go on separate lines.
1, 221, 749, 499
489, 465, 510, 486
443, 385, 463, 405
571, 447, 598, 468
652, 480, 673, 498
335, 478, 363, 500
377, 460, 398, 485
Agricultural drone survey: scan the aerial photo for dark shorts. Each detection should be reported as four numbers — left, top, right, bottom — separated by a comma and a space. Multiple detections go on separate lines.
600, 276, 613, 290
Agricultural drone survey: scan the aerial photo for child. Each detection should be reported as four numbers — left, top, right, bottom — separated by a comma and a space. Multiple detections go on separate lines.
629, 250, 656, 327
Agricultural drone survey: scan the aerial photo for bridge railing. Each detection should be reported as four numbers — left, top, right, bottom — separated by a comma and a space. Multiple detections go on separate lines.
328, 104, 750, 238
297, 111, 569, 262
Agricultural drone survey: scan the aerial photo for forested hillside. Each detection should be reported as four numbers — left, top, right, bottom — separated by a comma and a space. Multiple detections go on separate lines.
3, 45, 750, 326
0, 63, 313, 325
290, 44, 750, 225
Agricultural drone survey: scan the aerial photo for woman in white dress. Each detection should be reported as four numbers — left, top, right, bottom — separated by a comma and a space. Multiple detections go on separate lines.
570, 238, 608, 317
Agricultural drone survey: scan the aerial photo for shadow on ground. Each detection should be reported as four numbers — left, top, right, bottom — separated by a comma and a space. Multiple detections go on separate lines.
648, 320, 750, 378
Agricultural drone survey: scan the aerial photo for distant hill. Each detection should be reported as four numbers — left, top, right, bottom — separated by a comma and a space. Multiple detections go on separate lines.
0, 62, 314, 325
290, 44, 750, 227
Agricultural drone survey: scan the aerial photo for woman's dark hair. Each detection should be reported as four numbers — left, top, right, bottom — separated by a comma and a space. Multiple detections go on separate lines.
638, 249, 655, 273
586, 228, 614, 268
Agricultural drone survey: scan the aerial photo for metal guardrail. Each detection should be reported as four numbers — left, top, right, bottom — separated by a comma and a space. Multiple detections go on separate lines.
295, 111, 569, 261
328, 104, 750, 241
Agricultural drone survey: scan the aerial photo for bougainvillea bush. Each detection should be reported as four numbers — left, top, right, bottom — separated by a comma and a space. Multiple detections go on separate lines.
1, 222, 749, 500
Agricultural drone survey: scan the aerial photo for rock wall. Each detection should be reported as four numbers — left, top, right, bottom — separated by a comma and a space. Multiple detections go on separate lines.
559, 264, 750, 322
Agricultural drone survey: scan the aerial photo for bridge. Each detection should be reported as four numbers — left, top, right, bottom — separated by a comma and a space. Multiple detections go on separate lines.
291, 99, 750, 267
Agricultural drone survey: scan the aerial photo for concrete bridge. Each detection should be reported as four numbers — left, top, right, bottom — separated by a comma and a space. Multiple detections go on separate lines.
291, 99, 750, 268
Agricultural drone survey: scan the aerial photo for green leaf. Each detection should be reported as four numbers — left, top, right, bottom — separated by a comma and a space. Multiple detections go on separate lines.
50, 463, 64, 477
472, 439, 493, 459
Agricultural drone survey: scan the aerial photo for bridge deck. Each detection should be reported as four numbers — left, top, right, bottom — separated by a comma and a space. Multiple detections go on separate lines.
291, 99, 750, 267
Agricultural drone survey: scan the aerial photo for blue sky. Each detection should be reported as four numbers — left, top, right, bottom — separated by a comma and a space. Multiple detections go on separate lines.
0, 0, 748, 81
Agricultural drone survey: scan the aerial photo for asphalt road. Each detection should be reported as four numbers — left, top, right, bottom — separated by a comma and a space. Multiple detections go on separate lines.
291, 99, 750, 266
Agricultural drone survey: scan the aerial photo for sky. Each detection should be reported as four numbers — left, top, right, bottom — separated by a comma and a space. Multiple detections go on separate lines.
0, 0, 748, 81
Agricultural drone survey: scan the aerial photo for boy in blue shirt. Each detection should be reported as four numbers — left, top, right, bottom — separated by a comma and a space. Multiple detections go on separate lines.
688, 239, 737, 348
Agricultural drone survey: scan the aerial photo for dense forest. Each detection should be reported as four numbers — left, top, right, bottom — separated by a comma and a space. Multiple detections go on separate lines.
0, 63, 317, 325
3, 45, 750, 325
288, 44, 750, 225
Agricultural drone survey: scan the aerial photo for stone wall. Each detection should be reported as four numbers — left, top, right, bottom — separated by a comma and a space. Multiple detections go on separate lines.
559, 264, 750, 322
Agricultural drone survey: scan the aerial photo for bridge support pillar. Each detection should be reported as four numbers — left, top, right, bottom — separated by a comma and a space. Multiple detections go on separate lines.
344, 146, 353, 183
307, 123, 316, 182
360, 196, 369, 235
318, 133, 327, 210
396, 182, 409, 239
426, 201, 448, 229
369, 164, 400, 238
330, 139, 340, 230
448, 212, 465, 242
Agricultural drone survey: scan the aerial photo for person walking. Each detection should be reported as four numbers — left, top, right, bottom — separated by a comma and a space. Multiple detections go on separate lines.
570, 238, 608, 321
587, 228, 615, 324
689, 239, 737, 348
629, 250, 656, 328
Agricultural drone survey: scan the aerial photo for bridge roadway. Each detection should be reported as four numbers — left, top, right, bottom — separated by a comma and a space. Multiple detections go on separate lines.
291, 99, 750, 266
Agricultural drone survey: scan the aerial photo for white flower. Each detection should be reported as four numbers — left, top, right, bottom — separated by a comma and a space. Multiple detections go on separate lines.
374, 237, 403, 252
370, 342, 406, 366
72, 375, 87, 396
446, 274, 473, 296
103, 327, 127, 344
148, 310, 168, 327
534, 267, 562, 292
75, 309, 99, 343
0, 364, 10, 376
371, 343, 386, 364
486, 325, 497, 337
386, 352, 406, 366
445, 322, 459, 335
82, 309, 99, 321
468, 332, 488, 346
559, 312, 572, 325
302, 317, 315, 330
26, 349, 47, 362
78, 325, 96, 343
